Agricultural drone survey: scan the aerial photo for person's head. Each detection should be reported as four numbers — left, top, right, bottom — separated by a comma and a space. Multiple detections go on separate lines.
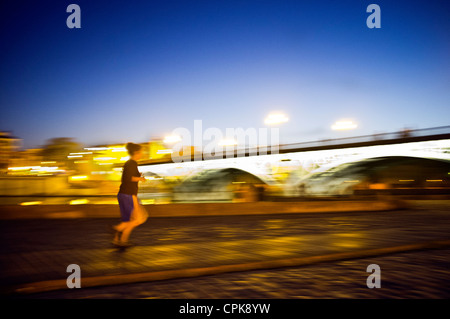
126, 142, 142, 161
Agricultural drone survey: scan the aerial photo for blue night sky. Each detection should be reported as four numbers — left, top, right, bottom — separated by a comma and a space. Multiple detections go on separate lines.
0, 0, 449, 149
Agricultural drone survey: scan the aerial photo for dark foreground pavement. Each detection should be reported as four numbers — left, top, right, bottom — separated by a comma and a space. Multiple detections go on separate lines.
20, 249, 450, 299
1, 201, 450, 298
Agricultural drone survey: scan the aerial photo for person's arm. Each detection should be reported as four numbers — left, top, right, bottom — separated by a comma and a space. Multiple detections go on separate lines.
130, 162, 145, 182
131, 175, 145, 182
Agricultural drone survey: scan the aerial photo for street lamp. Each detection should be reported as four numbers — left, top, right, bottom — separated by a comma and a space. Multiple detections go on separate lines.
264, 112, 289, 150
163, 135, 182, 144
264, 112, 289, 125
218, 138, 238, 147
331, 120, 358, 131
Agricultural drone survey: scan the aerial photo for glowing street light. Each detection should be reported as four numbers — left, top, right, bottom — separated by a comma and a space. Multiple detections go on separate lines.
218, 138, 238, 147
163, 135, 182, 144
264, 112, 289, 125
331, 120, 358, 131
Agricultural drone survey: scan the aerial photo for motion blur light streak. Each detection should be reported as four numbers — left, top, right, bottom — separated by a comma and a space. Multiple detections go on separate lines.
8, 166, 41, 171
69, 175, 88, 181
85, 147, 108, 151
20, 201, 42, 206
157, 149, 173, 154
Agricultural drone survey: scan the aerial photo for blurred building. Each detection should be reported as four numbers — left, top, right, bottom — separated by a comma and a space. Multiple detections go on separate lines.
67, 141, 164, 186
11, 148, 44, 167
0, 131, 21, 171
148, 139, 172, 160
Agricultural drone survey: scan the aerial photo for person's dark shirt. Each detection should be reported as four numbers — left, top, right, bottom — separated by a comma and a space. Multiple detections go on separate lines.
119, 159, 140, 195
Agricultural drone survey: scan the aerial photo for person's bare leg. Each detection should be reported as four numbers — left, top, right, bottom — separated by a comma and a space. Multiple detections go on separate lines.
118, 196, 143, 244
120, 221, 139, 243
114, 222, 128, 232
112, 222, 129, 243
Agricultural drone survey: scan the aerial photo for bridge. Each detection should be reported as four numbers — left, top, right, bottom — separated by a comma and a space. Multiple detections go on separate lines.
138, 126, 450, 184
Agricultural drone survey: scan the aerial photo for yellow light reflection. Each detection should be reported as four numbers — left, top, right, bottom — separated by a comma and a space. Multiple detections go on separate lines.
70, 199, 89, 205
69, 175, 88, 181
333, 241, 361, 248
20, 201, 42, 206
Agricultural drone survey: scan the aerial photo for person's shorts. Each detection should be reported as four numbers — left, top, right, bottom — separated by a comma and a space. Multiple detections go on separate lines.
117, 193, 134, 222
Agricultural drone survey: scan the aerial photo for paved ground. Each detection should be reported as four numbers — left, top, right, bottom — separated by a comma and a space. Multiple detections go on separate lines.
1, 202, 450, 298
21, 249, 450, 299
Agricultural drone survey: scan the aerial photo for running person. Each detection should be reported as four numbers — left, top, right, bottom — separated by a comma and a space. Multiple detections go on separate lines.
113, 142, 146, 247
